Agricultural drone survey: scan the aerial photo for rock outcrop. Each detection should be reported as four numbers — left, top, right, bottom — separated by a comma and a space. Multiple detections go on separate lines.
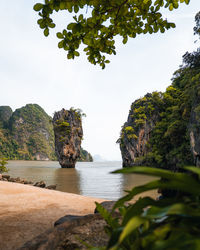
0, 174, 57, 189
19, 214, 109, 250
53, 108, 83, 168
119, 79, 200, 168
119, 93, 161, 167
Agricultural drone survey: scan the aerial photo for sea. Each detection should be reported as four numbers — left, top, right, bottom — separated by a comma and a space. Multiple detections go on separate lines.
7, 161, 157, 200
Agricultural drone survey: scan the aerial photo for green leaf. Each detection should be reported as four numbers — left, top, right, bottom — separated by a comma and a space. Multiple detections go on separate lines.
58, 40, 64, 48
74, 5, 79, 13
170, 23, 176, 28
184, 166, 200, 177
60, 2, 66, 10
119, 216, 147, 243
49, 23, 55, 28
122, 37, 128, 44
57, 32, 64, 39
123, 197, 157, 224
95, 202, 119, 229
107, 227, 123, 249
145, 203, 200, 219
67, 23, 75, 30
78, 14, 84, 21
74, 51, 80, 56
33, 3, 43, 11
169, 4, 173, 11
44, 28, 49, 37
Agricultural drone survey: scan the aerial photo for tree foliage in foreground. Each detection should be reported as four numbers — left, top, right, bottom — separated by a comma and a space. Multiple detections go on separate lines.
34, 0, 190, 68
94, 166, 200, 250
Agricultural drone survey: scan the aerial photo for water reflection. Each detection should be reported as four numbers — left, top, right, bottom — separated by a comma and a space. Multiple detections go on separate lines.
7, 161, 157, 200
54, 168, 80, 194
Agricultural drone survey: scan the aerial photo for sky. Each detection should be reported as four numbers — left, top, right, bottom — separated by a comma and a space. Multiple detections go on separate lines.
0, 1, 199, 161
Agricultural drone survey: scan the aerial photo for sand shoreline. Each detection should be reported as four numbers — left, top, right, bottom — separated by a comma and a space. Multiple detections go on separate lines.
0, 181, 105, 250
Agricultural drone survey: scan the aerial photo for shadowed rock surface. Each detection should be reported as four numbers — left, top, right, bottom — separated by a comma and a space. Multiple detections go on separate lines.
53, 108, 83, 168
54, 215, 83, 227
19, 214, 108, 250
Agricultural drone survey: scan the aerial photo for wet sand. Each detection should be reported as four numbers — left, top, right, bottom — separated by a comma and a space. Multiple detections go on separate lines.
0, 181, 105, 250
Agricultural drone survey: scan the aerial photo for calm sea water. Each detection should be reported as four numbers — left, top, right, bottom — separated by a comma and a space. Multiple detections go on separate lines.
7, 161, 156, 200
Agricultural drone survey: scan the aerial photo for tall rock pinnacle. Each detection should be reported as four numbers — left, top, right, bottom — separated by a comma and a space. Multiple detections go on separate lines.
53, 108, 83, 168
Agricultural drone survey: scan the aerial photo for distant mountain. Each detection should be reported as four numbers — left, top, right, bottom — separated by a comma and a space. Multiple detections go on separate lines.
0, 104, 93, 162
93, 154, 107, 162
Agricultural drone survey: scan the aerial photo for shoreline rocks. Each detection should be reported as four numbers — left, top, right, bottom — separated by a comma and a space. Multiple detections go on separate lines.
0, 174, 56, 190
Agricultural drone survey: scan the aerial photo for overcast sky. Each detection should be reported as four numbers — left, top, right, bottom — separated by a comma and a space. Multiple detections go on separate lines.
0, 1, 199, 161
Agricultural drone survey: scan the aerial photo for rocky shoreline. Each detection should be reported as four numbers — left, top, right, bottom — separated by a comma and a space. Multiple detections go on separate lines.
0, 174, 57, 190
0, 181, 105, 250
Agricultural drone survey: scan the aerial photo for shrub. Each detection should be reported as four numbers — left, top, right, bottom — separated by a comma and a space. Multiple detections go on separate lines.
94, 166, 200, 250
0, 157, 9, 173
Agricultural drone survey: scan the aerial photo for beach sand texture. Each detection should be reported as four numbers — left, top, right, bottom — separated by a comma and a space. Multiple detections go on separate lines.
0, 181, 105, 250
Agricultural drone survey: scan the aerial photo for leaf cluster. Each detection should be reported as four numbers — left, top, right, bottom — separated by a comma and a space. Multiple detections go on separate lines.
34, 0, 189, 68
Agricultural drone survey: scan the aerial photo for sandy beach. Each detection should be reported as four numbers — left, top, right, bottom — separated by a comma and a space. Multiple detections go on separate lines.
0, 181, 105, 250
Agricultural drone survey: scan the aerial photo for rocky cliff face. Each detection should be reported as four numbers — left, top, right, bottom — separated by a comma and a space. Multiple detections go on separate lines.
119, 80, 200, 168
189, 92, 200, 166
119, 93, 161, 167
53, 108, 83, 168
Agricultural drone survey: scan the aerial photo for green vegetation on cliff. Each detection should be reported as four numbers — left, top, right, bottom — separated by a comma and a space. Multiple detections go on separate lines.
0, 106, 13, 128
0, 104, 55, 160
120, 57, 200, 168
79, 148, 93, 162
0, 104, 92, 162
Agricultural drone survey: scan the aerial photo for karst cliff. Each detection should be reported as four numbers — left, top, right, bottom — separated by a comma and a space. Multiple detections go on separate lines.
119, 93, 161, 167
119, 50, 200, 168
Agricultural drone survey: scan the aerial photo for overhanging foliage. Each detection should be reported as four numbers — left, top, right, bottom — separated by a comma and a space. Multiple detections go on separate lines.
34, 0, 190, 68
